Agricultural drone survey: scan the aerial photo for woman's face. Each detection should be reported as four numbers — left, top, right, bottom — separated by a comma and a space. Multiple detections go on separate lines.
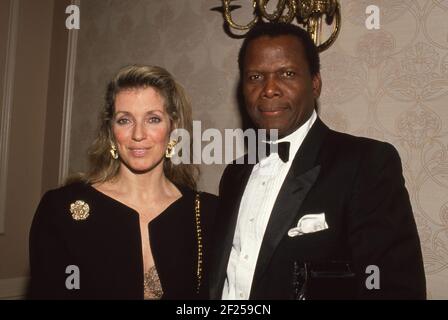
112, 86, 172, 174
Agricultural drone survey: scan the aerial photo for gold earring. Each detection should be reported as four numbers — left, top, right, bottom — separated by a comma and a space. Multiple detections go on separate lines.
110, 142, 119, 160
165, 139, 178, 158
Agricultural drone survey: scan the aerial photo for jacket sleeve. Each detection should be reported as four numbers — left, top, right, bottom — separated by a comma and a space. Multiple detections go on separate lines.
28, 191, 72, 299
347, 142, 426, 299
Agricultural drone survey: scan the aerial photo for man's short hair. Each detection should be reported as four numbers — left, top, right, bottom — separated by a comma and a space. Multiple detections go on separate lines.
238, 22, 320, 77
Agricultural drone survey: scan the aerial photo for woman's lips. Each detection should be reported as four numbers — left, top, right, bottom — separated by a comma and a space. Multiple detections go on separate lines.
129, 148, 149, 157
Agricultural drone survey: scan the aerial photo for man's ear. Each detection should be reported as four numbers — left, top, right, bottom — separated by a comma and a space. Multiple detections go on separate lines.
312, 72, 322, 99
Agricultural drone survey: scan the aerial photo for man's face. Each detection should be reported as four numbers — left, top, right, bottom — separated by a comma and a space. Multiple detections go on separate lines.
242, 35, 322, 137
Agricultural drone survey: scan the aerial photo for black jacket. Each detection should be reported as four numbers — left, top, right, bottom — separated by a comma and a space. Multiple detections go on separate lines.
29, 182, 217, 299
210, 117, 426, 299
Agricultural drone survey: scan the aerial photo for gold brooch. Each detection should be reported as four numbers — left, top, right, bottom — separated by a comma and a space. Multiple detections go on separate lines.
69, 200, 90, 221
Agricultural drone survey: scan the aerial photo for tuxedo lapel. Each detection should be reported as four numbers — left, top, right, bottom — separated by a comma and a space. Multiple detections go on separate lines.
210, 161, 254, 299
250, 118, 329, 297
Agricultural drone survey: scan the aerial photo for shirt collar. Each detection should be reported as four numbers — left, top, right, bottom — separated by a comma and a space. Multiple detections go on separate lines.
276, 109, 317, 163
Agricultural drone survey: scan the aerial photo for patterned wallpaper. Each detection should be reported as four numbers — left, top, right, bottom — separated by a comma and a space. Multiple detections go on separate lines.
70, 0, 448, 298
319, 0, 448, 299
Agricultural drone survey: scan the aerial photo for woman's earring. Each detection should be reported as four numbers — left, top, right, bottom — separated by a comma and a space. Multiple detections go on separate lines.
165, 139, 178, 158
110, 142, 119, 160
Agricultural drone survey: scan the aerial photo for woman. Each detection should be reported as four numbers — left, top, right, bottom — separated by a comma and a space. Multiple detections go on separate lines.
29, 65, 217, 299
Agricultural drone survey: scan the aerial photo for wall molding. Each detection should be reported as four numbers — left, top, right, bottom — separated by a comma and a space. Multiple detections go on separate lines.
0, 0, 19, 234
59, 0, 81, 184
0, 277, 28, 300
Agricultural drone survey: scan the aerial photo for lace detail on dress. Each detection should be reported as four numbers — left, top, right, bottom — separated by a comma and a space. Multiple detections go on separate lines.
144, 265, 163, 299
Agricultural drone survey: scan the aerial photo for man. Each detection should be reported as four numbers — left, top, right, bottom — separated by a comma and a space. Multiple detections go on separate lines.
209, 23, 426, 299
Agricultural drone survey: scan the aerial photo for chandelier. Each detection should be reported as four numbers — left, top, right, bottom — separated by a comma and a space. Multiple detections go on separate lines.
220, 0, 341, 52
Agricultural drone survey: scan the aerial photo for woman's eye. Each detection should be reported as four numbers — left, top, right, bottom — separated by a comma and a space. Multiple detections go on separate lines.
116, 118, 130, 125
148, 117, 161, 123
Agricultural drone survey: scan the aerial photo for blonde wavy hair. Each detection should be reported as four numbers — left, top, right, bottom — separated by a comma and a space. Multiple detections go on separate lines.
67, 65, 198, 189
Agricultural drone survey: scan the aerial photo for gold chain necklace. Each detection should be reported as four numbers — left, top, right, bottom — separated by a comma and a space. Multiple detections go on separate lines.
194, 193, 203, 294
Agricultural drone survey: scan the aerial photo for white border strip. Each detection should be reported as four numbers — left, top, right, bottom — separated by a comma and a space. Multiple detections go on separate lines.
59, 0, 81, 185
0, 0, 19, 234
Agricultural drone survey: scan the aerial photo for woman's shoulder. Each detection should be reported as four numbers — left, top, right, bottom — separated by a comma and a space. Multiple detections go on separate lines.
170, 186, 218, 219
31, 182, 94, 231
197, 190, 218, 203
41, 181, 91, 201
183, 187, 218, 210
36, 181, 94, 216
194, 190, 218, 227
174, 184, 217, 204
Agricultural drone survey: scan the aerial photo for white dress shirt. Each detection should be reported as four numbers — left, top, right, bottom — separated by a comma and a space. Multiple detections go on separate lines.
222, 110, 317, 300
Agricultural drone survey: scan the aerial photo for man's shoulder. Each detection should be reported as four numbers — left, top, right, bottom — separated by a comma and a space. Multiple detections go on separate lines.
198, 190, 219, 208
325, 127, 400, 163
221, 158, 246, 180
328, 127, 396, 151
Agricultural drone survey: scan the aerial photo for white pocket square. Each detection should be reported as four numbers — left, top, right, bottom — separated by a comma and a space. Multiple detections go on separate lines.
288, 213, 329, 237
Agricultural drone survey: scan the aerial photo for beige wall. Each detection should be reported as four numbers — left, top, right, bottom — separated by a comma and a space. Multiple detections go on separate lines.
0, 1, 9, 99
69, 0, 448, 299
0, 0, 54, 280
319, 0, 448, 299
41, 0, 71, 192
69, 0, 239, 193
0, 0, 52, 282
0, 0, 70, 298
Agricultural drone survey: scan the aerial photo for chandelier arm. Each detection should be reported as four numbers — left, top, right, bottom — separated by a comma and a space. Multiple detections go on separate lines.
278, 0, 297, 24
316, 2, 341, 52
220, 0, 341, 51
258, 0, 287, 21
223, 0, 259, 30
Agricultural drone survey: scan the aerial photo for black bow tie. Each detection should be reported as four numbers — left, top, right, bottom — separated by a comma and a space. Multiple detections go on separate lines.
258, 141, 290, 163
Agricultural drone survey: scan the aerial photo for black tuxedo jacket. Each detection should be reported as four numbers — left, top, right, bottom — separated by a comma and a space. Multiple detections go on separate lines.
210, 118, 426, 299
